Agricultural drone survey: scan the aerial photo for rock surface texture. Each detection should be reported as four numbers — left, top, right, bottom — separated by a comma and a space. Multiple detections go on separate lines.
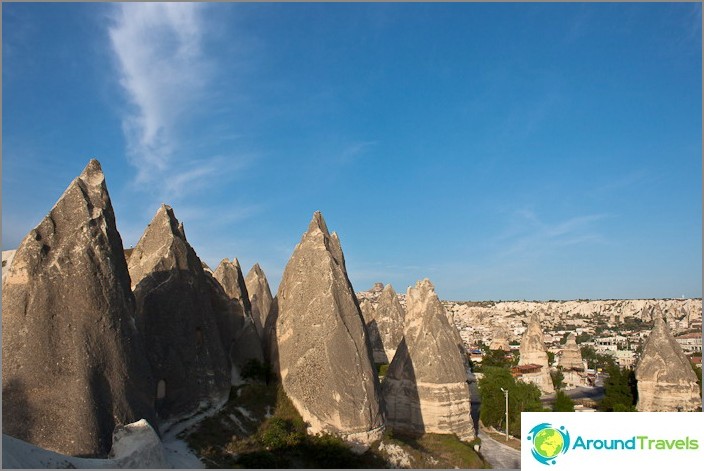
127, 204, 230, 425
1, 160, 156, 457
635, 306, 701, 412
367, 284, 406, 364
274, 211, 384, 451
559, 333, 584, 371
518, 313, 555, 394
244, 263, 274, 342
381, 279, 475, 441
213, 258, 264, 377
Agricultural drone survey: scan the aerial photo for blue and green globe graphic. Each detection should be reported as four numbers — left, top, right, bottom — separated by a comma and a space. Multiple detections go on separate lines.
527, 423, 570, 465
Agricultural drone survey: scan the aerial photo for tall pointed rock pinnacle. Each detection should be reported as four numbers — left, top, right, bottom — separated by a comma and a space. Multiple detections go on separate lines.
128, 204, 230, 425
367, 284, 405, 365
381, 279, 474, 441
213, 257, 264, 378
274, 211, 384, 451
244, 263, 274, 343
635, 305, 700, 411
2, 159, 156, 457
518, 312, 555, 394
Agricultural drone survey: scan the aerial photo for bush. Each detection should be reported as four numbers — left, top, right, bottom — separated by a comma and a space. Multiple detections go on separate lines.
553, 391, 575, 412
260, 417, 305, 449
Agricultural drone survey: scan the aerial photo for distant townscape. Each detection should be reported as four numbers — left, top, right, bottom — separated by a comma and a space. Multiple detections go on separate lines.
1, 160, 701, 469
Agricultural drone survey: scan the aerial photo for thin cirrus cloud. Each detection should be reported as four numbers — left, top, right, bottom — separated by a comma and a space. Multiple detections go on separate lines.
108, 2, 238, 202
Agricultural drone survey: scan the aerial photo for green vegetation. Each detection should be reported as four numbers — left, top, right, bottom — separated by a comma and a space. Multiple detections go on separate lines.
546, 351, 555, 366
376, 363, 389, 378
474, 348, 517, 371
550, 368, 564, 390
598, 365, 637, 412
553, 391, 575, 412
478, 366, 543, 437
186, 377, 488, 468
580, 345, 617, 370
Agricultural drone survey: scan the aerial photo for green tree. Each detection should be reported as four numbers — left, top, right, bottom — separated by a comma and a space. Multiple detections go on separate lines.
599, 365, 637, 412
547, 351, 555, 366
553, 390, 575, 412
550, 368, 564, 391
478, 366, 542, 437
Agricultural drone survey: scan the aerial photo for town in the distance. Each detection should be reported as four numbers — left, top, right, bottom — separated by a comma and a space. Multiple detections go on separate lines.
1, 160, 701, 469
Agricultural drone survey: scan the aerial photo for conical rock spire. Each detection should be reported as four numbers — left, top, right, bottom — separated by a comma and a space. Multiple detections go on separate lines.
274, 211, 384, 451
2, 159, 156, 457
635, 305, 700, 411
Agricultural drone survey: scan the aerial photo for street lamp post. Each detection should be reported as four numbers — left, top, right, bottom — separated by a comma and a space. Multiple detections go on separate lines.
500, 387, 509, 441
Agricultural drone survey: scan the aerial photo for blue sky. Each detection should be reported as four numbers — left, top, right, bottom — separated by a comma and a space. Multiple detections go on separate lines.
2, 2, 701, 301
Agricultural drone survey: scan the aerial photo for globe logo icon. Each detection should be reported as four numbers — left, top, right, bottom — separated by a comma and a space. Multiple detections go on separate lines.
527, 423, 571, 465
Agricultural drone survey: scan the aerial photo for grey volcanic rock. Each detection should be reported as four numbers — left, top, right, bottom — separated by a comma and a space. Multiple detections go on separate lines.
244, 263, 274, 342
275, 211, 384, 451
635, 306, 700, 412
128, 205, 230, 425
360, 298, 375, 325
2, 159, 156, 457
518, 313, 554, 394
382, 279, 474, 441
367, 284, 405, 365
213, 258, 264, 377
559, 333, 584, 371
2, 249, 17, 280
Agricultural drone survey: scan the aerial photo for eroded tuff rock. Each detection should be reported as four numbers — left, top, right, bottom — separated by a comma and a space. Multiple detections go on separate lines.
367, 284, 406, 365
559, 333, 584, 371
518, 313, 554, 394
244, 263, 274, 342
275, 211, 384, 451
382, 279, 474, 441
2, 159, 156, 457
2, 249, 17, 281
128, 204, 230, 425
360, 297, 375, 325
213, 258, 264, 377
635, 306, 701, 412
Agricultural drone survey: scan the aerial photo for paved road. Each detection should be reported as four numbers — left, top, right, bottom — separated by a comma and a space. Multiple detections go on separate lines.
477, 428, 521, 470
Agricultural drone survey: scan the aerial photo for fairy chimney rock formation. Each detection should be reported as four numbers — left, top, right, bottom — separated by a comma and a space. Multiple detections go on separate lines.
2, 159, 156, 457
382, 279, 475, 441
559, 333, 584, 371
244, 263, 274, 342
213, 258, 264, 375
368, 284, 406, 365
275, 211, 384, 451
128, 204, 230, 424
518, 313, 555, 394
635, 306, 700, 411
360, 298, 375, 325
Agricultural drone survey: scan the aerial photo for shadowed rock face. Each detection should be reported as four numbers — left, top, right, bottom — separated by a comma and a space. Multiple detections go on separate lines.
128, 205, 230, 425
559, 333, 584, 371
382, 279, 474, 441
367, 284, 405, 365
636, 306, 701, 411
275, 211, 384, 451
1, 159, 156, 457
244, 263, 274, 342
518, 313, 554, 394
213, 258, 264, 377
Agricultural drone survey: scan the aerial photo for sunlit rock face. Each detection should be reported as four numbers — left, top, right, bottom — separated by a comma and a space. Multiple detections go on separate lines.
244, 262, 274, 342
636, 306, 701, 412
2, 160, 156, 457
128, 204, 230, 424
382, 279, 475, 442
366, 284, 406, 365
274, 211, 384, 452
518, 313, 555, 394
559, 333, 584, 371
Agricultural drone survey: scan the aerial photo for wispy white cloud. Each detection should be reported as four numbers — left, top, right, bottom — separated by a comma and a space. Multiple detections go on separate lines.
109, 3, 207, 177
495, 209, 609, 259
